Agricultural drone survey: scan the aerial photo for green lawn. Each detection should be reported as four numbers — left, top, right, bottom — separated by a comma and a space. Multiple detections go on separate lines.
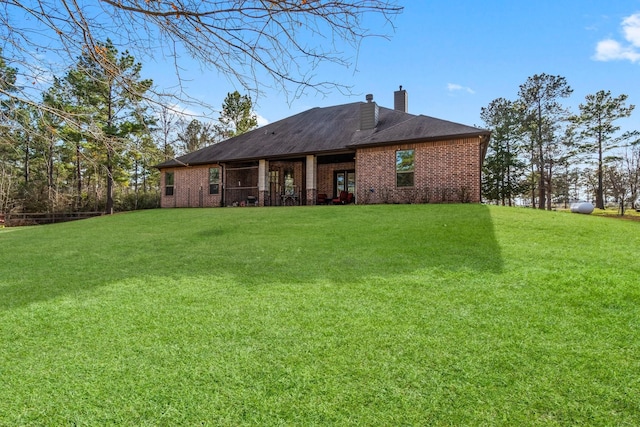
1, 204, 639, 426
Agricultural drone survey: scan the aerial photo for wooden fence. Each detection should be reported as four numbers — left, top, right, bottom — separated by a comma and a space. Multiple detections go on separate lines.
1, 212, 104, 227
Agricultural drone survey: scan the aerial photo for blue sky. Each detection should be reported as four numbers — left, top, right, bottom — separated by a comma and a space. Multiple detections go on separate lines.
9, 1, 640, 135
156, 0, 640, 135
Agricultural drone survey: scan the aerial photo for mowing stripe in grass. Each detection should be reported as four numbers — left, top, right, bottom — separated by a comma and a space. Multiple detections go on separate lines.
0, 205, 639, 425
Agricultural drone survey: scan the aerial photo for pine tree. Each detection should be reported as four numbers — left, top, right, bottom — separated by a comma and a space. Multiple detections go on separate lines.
571, 90, 634, 209
63, 39, 153, 214
217, 91, 258, 140
480, 98, 527, 205
518, 74, 572, 210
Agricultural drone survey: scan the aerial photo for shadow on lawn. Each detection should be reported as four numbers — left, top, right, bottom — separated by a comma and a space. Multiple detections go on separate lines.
0, 205, 502, 309
255, 203, 504, 285
159, 204, 504, 286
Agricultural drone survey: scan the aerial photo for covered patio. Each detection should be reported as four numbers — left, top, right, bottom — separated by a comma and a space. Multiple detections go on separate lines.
221, 153, 355, 207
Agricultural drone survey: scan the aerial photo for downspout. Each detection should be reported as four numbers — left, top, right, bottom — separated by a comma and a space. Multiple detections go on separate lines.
220, 163, 225, 207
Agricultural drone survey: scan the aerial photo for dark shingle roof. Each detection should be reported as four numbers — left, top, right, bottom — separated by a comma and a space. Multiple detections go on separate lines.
158, 102, 489, 167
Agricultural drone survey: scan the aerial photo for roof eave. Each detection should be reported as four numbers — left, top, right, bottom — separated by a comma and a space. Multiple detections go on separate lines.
346, 131, 491, 149
155, 147, 358, 169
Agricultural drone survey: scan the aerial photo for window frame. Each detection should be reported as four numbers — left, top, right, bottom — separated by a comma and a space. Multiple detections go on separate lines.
209, 167, 220, 195
165, 171, 174, 196
396, 149, 415, 188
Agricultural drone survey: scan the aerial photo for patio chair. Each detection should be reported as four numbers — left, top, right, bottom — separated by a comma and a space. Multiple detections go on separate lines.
347, 192, 354, 204
332, 190, 348, 205
317, 193, 329, 205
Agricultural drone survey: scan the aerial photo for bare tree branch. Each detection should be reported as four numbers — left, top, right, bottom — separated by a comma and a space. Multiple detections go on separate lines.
0, 0, 401, 212
2, 0, 402, 106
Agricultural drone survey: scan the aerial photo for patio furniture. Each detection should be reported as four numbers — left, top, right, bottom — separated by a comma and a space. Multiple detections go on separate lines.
332, 191, 348, 204
281, 193, 299, 206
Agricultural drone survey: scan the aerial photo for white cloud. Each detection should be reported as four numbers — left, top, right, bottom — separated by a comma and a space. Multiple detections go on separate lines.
594, 12, 640, 62
622, 13, 640, 46
447, 83, 475, 94
594, 39, 640, 62
174, 106, 203, 119
255, 112, 269, 127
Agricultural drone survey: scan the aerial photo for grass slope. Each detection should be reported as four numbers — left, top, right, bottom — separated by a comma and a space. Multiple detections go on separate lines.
0, 205, 639, 426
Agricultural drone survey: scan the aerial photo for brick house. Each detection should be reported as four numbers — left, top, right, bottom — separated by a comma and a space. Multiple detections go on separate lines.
157, 88, 490, 207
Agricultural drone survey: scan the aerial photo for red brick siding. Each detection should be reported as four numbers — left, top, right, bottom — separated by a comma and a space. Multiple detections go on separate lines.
160, 165, 222, 208
355, 137, 482, 204
160, 138, 482, 208
317, 161, 355, 198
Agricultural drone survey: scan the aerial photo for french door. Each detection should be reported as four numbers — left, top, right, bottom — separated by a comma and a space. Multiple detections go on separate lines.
335, 170, 355, 196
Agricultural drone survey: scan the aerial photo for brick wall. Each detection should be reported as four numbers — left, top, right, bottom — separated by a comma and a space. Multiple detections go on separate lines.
160, 137, 483, 208
317, 161, 355, 198
160, 165, 222, 208
355, 137, 482, 204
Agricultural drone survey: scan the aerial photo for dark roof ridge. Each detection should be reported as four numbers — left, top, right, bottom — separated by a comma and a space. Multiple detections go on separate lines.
414, 113, 487, 129
348, 110, 489, 148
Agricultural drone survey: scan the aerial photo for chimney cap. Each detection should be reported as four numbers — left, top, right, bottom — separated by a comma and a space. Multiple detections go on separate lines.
365, 94, 373, 103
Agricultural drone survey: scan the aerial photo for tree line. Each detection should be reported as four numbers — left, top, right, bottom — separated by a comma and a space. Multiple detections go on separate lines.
481, 73, 639, 214
0, 1, 400, 216
0, 43, 257, 215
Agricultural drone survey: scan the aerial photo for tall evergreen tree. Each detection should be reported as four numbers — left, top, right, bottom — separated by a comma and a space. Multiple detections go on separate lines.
9, 103, 51, 211
518, 74, 572, 210
480, 98, 527, 205
217, 91, 258, 140
43, 77, 87, 209
0, 50, 19, 214
571, 90, 634, 209
64, 39, 153, 214
177, 119, 214, 154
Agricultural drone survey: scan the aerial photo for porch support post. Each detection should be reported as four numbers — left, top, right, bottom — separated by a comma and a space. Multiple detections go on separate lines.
258, 159, 269, 206
306, 154, 317, 205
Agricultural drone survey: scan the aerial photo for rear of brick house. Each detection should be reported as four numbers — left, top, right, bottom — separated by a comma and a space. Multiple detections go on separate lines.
157, 88, 490, 207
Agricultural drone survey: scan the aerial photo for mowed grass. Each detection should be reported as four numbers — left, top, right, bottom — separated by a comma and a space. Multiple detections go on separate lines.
0, 204, 639, 426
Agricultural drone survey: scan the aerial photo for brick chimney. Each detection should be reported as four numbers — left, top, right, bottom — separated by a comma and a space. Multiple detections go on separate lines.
394, 85, 408, 113
360, 94, 379, 130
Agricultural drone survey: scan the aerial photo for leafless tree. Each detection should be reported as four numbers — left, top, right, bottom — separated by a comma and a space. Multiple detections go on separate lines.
1, 0, 402, 109
605, 159, 629, 215
155, 105, 178, 160
623, 143, 640, 209
0, 1, 401, 213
